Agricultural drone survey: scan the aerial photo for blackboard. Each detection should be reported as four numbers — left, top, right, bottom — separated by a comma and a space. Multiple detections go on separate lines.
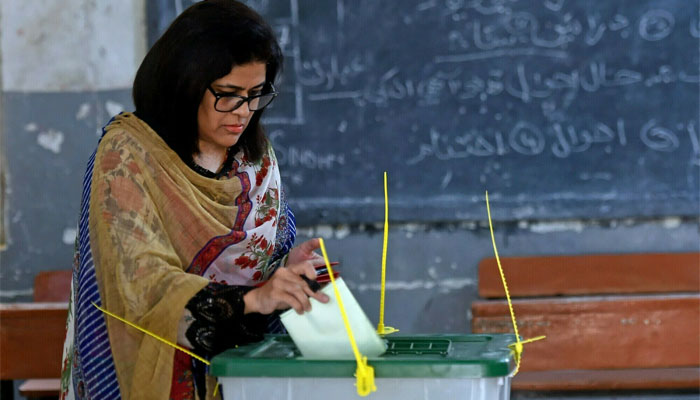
150, 0, 700, 224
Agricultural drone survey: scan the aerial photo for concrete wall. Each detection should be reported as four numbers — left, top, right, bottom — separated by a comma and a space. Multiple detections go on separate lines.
1, 1, 146, 92
0, 2, 698, 399
1, 1, 5, 252
0, 0, 144, 299
0, 1, 144, 397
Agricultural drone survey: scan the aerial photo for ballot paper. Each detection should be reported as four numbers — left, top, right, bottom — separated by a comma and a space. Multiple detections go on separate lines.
280, 277, 387, 359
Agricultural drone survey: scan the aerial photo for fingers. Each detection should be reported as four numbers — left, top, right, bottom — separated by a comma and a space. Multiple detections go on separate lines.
290, 284, 313, 313
288, 260, 317, 281
277, 291, 306, 314
286, 239, 325, 268
297, 238, 320, 256
286, 261, 331, 304
307, 286, 330, 304
308, 253, 327, 267
264, 266, 328, 313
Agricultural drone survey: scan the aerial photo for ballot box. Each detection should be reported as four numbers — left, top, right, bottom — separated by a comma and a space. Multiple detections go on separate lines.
211, 334, 514, 400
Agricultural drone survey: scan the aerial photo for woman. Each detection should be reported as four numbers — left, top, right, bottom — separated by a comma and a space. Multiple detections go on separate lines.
60, 1, 328, 399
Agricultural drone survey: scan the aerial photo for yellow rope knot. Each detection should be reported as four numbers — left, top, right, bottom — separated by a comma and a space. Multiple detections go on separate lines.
508, 341, 524, 357
354, 356, 377, 396
376, 323, 399, 335
507, 335, 546, 373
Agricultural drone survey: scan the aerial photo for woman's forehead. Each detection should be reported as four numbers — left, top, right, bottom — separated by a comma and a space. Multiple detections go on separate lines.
213, 62, 267, 87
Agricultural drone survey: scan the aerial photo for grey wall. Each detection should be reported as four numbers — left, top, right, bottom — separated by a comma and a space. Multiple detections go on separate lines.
0, 2, 698, 399
0, 0, 145, 299
0, 1, 5, 253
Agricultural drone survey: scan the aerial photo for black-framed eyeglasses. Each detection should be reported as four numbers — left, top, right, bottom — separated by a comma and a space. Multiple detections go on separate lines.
207, 83, 278, 112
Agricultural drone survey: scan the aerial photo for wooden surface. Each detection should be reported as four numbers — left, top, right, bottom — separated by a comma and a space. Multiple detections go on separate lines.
472, 294, 700, 371
512, 367, 700, 390
478, 252, 700, 298
18, 378, 60, 398
0, 303, 68, 379
33, 270, 71, 302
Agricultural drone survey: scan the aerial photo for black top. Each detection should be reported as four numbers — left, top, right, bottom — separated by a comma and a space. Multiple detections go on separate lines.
188, 147, 236, 180
185, 283, 272, 399
185, 283, 268, 357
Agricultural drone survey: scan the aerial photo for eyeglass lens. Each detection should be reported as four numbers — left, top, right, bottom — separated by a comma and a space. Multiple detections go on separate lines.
215, 93, 276, 112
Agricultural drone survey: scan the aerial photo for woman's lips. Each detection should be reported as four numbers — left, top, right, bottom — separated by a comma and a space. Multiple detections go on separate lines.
223, 124, 244, 134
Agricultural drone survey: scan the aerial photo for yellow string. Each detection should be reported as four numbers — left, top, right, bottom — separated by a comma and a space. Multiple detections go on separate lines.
92, 302, 210, 365
319, 238, 376, 397
377, 171, 398, 336
484, 191, 546, 375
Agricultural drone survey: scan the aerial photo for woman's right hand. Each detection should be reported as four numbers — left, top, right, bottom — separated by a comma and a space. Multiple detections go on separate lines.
243, 260, 329, 315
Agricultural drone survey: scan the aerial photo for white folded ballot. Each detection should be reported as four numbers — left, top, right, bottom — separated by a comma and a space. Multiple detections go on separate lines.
280, 277, 387, 359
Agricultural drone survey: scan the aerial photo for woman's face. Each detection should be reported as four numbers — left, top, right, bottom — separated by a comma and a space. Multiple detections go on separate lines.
197, 62, 267, 155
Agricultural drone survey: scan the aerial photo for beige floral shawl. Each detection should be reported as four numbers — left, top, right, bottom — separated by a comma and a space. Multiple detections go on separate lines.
60, 112, 284, 400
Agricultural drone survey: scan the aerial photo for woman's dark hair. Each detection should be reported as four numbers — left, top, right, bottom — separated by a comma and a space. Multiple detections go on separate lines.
133, 0, 282, 163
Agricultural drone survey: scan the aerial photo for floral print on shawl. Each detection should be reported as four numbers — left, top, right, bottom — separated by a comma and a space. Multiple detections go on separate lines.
59, 113, 295, 400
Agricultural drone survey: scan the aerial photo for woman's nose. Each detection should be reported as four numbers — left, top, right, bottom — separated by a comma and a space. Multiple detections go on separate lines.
232, 101, 252, 116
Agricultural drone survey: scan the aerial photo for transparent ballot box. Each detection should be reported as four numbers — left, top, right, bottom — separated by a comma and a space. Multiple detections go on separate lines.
211, 334, 514, 400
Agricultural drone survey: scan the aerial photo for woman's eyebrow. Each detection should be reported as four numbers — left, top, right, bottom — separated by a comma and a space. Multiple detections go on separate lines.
214, 81, 266, 91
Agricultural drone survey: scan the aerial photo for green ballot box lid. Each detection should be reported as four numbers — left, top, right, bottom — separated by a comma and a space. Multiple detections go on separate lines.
211, 334, 515, 378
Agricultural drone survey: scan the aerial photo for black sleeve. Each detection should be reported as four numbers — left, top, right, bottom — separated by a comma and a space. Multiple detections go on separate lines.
184, 282, 268, 358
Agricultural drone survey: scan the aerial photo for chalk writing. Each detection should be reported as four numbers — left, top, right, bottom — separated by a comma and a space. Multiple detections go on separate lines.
687, 121, 700, 166
640, 120, 679, 152
428, 4, 696, 61
299, 54, 369, 90
221, 0, 700, 220
407, 118, 698, 164
638, 9, 675, 41
305, 58, 697, 126
269, 130, 346, 171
